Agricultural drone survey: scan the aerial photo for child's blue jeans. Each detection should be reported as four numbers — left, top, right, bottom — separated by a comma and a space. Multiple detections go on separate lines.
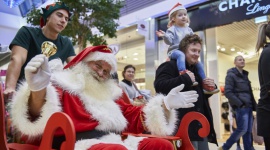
168, 49, 206, 79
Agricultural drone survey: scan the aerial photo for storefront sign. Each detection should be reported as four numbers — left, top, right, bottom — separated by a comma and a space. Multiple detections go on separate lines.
189, 0, 270, 31
218, 0, 269, 15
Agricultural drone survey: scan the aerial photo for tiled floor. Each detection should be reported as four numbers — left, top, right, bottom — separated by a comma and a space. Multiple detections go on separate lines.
208, 134, 265, 150
209, 142, 265, 150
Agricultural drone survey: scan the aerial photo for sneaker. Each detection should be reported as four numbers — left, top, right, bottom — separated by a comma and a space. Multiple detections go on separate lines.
204, 88, 220, 94
218, 146, 223, 150
179, 70, 198, 86
203, 81, 220, 94
192, 81, 198, 86
179, 70, 187, 75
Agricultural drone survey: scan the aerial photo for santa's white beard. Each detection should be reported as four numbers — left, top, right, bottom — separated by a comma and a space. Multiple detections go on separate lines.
72, 62, 106, 82
70, 62, 116, 101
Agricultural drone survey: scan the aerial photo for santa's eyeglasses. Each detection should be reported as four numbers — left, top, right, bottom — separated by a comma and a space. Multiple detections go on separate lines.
93, 61, 110, 79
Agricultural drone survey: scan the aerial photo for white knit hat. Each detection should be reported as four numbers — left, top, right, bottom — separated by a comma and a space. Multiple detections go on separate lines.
168, 3, 186, 20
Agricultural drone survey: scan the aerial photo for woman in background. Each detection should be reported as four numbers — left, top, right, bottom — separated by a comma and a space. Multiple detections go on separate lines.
119, 65, 139, 103
255, 21, 270, 149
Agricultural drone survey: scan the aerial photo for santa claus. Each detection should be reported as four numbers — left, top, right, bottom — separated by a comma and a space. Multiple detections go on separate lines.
10, 45, 198, 150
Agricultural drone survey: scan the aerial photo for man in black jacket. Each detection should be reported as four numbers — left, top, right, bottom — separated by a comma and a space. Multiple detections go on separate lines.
220, 55, 257, 150
154, 34, 218, 150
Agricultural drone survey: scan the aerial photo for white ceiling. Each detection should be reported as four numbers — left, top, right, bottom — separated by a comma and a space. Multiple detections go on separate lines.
216, 17, 268, 64
106, 16, 269, 69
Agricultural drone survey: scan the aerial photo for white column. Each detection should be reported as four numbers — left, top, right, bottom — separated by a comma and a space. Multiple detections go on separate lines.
145, 19, 158, 94
205, 28, 222, 139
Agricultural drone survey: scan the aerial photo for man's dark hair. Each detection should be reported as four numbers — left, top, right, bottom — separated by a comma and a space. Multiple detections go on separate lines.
179, 34, 202, 53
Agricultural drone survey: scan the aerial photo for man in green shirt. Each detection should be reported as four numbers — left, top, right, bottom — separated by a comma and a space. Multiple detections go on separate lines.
4, 2, 76, 101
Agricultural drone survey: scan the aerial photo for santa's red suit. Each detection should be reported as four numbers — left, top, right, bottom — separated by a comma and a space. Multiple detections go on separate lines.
10, 46, 178, 150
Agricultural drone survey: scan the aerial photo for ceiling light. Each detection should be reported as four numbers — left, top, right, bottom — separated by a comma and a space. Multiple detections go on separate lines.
133, 58, 138, 60
133, 53, 138, 55
237, 51, 243, 55
136, 29, 138, 31
220, 48, 226, 51
231, 48, 235, 51
244, 52, 256, 59
249, 52, 255, 55
123, 56, 127, 58
217, 45, 220, 50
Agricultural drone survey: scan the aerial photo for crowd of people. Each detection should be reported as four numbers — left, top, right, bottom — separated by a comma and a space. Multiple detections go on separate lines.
1, 1, 270, 150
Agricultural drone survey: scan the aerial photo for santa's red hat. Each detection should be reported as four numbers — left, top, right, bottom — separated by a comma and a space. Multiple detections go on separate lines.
168, 3, 186, 20
64, 45, 117, 73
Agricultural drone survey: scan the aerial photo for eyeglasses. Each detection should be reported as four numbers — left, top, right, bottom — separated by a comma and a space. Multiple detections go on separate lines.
93, 62, 110, 79
126, 71, 135, 74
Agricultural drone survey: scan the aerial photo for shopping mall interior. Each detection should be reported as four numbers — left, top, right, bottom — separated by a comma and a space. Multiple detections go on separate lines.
105, 16, 268, 93
0, 0, 268, 148
104, 16, 268, 149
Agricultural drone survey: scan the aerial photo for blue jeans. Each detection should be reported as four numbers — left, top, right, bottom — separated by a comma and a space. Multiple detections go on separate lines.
169, 49, 206, 79
222, 107, 253, 150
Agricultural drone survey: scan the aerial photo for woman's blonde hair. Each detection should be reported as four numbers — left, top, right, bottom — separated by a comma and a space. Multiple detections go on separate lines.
255, 22, 270, 53
167, 9, 189, 28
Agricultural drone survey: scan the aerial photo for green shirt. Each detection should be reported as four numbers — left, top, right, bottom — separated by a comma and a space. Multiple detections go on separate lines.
9, 26, 76, 81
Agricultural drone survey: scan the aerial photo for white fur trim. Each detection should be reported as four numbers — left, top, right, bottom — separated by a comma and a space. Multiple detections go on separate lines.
48, 58, 63, 73
75, 139, 103, 150
83, 51, 117, 73
10, 82, 62, 139
143, 94, 177, 136
123, 135, 146, 150
75, 133, 144, 150
51, 69, 127, 132
79, 92, 127, 132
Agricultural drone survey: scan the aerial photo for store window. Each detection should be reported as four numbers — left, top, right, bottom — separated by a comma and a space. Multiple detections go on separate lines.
106, 25, 146, 89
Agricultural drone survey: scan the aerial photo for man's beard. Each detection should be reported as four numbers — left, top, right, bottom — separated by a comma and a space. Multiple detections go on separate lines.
72, 62, 107, 82
69, 62, 116, 101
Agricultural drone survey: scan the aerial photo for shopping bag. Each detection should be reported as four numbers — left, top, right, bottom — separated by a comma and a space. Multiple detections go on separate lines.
252, 116, 264, 145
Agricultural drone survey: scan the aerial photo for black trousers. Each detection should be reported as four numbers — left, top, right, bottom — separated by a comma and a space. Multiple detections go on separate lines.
52, 130, 109, 149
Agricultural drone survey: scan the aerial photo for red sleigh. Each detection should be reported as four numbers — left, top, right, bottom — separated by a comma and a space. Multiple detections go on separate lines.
0, 86, 210, 150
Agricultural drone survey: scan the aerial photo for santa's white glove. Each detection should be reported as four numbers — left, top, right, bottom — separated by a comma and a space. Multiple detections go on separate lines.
25, 54, 51, 91
163, 84, 198, 110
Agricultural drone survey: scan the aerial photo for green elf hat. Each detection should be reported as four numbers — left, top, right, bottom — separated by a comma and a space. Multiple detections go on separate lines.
40, 2, 71, 28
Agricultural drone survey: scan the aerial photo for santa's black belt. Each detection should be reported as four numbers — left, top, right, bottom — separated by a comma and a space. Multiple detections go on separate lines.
52, 130, 109, 149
